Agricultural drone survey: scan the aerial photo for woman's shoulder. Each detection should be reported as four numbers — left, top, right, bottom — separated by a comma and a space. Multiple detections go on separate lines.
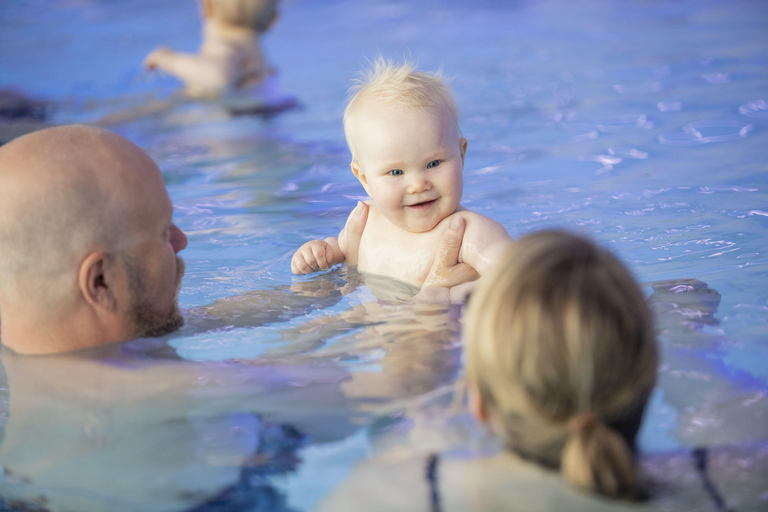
315, 443, 768, 511
315, 451, 433, 512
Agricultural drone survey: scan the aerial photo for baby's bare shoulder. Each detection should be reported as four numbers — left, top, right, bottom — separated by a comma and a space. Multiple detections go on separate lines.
453, 209, 512, 242
450, 209, 512, 275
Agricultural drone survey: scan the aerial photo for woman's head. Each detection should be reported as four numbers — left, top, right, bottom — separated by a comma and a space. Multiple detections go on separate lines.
464, 230, 658, 499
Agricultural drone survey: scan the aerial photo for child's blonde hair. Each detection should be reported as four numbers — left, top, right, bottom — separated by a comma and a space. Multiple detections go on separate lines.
465, 230, 658, 500
209, 0, 278, 33
343, 59, 460, 162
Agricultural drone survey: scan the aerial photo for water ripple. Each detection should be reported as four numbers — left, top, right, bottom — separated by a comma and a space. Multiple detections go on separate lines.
559, 113, 654, 133
658, 119, 753, 146
607, 146, 648, 159
739, 100, 768, 119
613, 81, 662, 94
657, 101, 682, 112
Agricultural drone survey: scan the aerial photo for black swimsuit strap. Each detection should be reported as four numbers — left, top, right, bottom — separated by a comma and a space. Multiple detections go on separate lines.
426, 453, 443, 512
692, 447, 733, 512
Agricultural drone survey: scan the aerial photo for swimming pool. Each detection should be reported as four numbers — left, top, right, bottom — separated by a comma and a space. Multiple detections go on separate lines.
1, 0, 766, 510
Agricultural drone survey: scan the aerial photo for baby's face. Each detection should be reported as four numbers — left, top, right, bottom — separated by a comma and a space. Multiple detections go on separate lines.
352, 102, 466, 233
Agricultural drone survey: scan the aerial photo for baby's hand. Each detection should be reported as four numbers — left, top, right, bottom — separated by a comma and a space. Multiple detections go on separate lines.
291, 202, 367, 275
291, 240, 339, 275
144, 47, 174, 70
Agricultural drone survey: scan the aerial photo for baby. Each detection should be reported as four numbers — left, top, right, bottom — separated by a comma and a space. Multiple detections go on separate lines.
291, 60, 512, 295
144, 0, 294, 113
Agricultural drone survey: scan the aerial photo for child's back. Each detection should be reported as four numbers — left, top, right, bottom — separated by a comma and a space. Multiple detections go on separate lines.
144, 0, 293, 112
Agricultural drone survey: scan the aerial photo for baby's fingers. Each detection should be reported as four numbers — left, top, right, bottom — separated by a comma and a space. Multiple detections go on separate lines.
291, 250, 317, 274
291, 253, 308, 274
311, 243, 330, 270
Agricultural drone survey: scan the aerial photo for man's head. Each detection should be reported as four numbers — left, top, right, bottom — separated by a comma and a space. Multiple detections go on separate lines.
202, 0, 279, 33
343, 60, 467, 233
0, 125, 187, 354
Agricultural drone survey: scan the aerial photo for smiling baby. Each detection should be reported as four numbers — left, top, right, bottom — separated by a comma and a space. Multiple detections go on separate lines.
291, 60, 512, 294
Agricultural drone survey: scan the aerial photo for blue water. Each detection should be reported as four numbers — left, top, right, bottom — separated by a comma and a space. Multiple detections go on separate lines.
1, 0, 767, 510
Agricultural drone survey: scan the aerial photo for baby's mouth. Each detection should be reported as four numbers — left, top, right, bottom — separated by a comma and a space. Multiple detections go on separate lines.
406, 199, 437, 210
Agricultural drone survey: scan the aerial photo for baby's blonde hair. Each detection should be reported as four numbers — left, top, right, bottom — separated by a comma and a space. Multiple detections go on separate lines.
465, 230, 658, 500
343, 59, 460, 162
209, 0, 278, 33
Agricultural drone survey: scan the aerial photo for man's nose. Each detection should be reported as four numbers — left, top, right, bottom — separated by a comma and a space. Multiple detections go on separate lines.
170, 224, 188, 253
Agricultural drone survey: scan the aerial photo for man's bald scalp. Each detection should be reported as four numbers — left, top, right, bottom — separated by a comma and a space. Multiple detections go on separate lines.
0, 125, 149, 303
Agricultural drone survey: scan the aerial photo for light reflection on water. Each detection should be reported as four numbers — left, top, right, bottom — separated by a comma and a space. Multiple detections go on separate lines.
1, 0, 767, 509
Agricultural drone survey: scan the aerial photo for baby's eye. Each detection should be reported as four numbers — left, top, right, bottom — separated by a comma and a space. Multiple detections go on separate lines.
427, 160, 441, 169
388, 169, 404, 176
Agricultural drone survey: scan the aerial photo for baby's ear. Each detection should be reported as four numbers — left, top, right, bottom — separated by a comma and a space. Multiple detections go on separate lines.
351, 162, 370, 192
460, 137, 468, 166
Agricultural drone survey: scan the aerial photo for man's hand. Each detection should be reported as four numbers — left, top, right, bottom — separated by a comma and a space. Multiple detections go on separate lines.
417, 215, 480, 302
423, 215, 480, 288
340, 201, 369, 266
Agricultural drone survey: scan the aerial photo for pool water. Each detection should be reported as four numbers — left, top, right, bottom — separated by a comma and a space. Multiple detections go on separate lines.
1, 0, 767, 510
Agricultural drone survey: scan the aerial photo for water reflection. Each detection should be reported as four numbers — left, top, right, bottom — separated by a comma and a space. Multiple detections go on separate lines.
0, 344, 357, 511
647, 279, 768, 447
181, 269, 463, 415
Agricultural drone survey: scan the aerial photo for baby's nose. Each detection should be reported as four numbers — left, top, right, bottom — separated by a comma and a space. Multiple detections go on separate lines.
407, 173, 431, 194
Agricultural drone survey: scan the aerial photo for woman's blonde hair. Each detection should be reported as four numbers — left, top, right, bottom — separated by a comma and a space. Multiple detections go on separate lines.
343, 58, 460, 162
465, 230, 658, 500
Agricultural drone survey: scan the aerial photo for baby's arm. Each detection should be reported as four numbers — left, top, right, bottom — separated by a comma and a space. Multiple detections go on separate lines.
145, 48, 237, 94
291, 202, 368, 275
456, 211, 513, 276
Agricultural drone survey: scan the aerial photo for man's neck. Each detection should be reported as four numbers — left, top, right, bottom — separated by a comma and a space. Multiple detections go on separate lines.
0, 302, 125, 355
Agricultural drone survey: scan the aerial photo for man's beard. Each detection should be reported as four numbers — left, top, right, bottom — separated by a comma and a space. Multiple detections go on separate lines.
125, 256, 185, 338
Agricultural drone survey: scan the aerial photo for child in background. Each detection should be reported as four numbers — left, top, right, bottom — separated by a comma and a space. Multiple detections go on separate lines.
291, 60, 512, 298
144, 0, 294, 113
464, 230, 658, 501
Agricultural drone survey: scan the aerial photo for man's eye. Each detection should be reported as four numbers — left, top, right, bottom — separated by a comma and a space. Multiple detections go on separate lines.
388, 169, 404, 176
427, 160, 441, 169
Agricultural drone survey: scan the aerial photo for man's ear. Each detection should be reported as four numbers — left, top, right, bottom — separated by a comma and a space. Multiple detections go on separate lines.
78, 252, 119, 312
459, 137, 468, 166
351, 161, 371, 194
469, 382, 490, 423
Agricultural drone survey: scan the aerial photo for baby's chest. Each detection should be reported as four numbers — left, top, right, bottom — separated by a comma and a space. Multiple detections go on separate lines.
357, 233, 441, 288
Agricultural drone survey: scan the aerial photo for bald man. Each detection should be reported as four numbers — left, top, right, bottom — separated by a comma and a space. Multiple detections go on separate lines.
0, 125, 477, 355
0, 125, 187, 354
